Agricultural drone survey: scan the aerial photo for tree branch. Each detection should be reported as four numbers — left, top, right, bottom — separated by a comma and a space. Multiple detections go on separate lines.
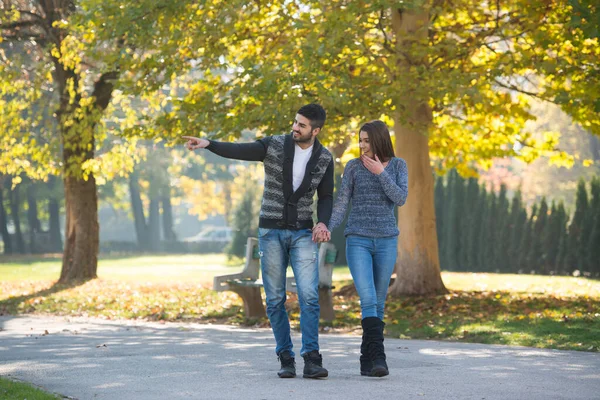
0, 33, 47, 44
493, 77, 544, 100
16, 10, 46, 23
360, 15, 393, 76
92, 70, 119, 110
377, 9, 395, 55
0, 19, 40, 31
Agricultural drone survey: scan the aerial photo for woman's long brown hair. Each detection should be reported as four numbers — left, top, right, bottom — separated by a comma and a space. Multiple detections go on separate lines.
360, 120, 395, 162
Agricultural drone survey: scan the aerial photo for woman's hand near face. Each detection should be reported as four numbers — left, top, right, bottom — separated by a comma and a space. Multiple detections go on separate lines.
361, 154, 385, 175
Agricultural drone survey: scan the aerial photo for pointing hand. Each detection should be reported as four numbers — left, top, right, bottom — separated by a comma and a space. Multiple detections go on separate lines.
183, 136, 209, 151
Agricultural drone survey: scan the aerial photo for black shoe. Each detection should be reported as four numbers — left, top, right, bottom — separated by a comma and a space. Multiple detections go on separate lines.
302, 350, 328, 379
362, 317, 389, 377
360, 353, 373, 376
369, 356, 389, 377
360, 331, 373, 376
277, 351, 296, 378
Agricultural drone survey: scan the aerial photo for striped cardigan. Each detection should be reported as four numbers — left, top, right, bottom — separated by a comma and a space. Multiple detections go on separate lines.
206, 133, 334, 230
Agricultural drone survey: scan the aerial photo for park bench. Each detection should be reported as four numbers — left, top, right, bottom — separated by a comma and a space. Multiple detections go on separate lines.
213, 237, 338, 321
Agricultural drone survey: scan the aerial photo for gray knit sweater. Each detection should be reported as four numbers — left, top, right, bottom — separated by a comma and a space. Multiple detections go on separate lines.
327, 157, 408, 237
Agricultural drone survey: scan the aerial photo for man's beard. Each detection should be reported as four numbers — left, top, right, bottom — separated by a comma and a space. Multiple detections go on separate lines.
292, 130, 313, 144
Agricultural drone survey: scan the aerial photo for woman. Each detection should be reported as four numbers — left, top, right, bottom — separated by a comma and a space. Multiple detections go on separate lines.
314, 120, 408, 377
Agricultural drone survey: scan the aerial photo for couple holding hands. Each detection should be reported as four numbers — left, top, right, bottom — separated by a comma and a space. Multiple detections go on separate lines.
184, 103, 408, 379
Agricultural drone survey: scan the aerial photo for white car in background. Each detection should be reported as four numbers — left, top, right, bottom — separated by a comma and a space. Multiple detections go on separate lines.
183, 226, 233, 243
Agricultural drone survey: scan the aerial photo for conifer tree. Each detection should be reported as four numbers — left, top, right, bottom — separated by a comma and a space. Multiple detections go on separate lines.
443, 170, 464, 270
456, 174, 472, 271
478, 190, 497, 271
565, 179, 589, 272
589, 177, 600, 217
556, 233, 568, 274
587, 177, 600, 275
588, 213, 600, 277
542, 201, 562, 273
434, 175, 446, 268
556, 202, 569, 271
519, 204, 537, 273
494, 185, 511, 271
507, 190, 527, 273
528, 198, 548, 272
475, 188, 488, 271
580, 182, 596, 273
462, 178, 480, 270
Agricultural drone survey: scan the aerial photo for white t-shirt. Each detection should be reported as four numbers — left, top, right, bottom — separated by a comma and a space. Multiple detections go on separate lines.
293, 144, 313, 192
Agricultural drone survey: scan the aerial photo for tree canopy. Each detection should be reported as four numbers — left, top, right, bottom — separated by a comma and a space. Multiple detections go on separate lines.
2, 0, 598, 289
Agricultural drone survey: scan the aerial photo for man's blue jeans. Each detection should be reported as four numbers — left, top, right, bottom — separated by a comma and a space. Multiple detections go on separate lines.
258, 228, 319, 357
346, 235, 398, 320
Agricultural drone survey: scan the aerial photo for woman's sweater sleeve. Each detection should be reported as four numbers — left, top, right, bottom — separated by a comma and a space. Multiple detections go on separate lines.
327, 160, 356, 231
377, 158, 408, 206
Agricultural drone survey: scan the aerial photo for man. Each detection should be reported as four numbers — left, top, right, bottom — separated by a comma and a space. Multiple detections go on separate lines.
183, 104, 333, 379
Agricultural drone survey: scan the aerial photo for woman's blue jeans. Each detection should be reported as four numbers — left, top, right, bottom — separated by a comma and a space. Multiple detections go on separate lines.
346, 235, 398, 320
258, 227, 319, 357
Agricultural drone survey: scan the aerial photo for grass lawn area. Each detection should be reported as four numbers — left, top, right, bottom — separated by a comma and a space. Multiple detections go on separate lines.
0, 377, 60, 400
1, 254, 598, 352
0, 254, 241, 283
0, 254, 353, 283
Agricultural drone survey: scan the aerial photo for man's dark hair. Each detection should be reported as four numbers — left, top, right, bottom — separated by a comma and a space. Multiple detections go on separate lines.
297, 103, 326, 130
360, 120, 395, 162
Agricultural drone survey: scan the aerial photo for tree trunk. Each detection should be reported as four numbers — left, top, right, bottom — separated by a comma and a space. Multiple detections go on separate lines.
57, 81, 100, 282
223, 182, 233, 224
47, 175, 63, 253
59, 174, 99, 282
8, 178, 26, 254
590, 135, 600, 163
56, 69, 115, 283
27, 183, 42, 253
129, 171, 149, 250
391, 115, 447, 295
0, 182, 12, 254
389, 6, 447, 296
148, 195, 161, 251
161, 187, 177, 242
7, 0, 117, 282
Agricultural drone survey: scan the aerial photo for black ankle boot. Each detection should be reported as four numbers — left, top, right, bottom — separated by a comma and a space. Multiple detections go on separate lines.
360, 330, 373, 376
362, 317, 389, 377
277, 351, 296, 378
302, 350, 328, 379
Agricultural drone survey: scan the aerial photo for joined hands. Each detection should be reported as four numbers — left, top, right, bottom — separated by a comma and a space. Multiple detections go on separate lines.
312, 222, 331, 243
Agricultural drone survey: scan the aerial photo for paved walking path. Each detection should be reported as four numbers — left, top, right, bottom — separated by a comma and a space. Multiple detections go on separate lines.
1, 315, 599, 399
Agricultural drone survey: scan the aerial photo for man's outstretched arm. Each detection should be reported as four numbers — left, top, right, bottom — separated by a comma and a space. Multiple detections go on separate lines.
183, 136, 269, 161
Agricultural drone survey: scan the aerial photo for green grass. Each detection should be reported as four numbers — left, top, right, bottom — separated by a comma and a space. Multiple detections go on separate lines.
0, 254, 241, 282
0, 254, 352, 283
1, 255, 598, 352
442, 271, 600, 297
0, 377, 61, 400
385, 289, 599, 352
